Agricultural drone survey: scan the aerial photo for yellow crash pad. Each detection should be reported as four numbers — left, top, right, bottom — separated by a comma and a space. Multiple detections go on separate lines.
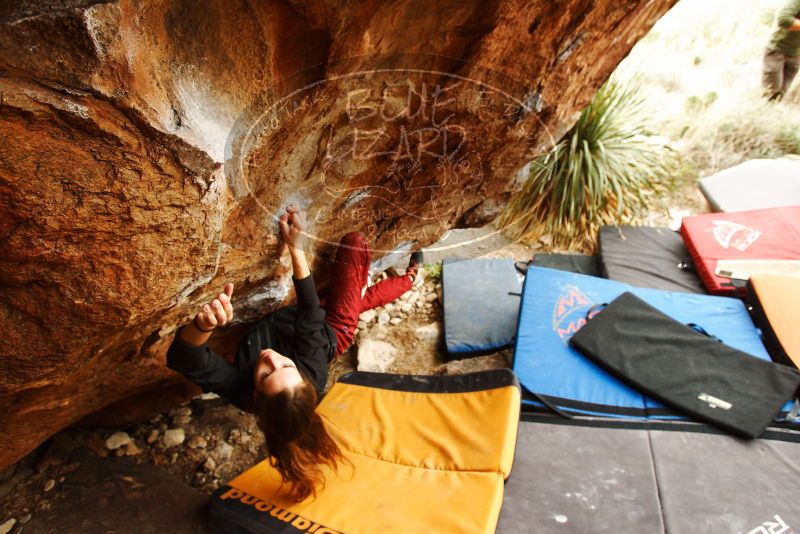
209, 370, 520, 533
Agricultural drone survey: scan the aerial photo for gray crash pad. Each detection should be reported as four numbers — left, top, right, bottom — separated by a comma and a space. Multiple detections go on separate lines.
650, 429, 800, 534
531, 253, 601, 277
442, 258, 522, 358
498, 417, 800, 534
497, 418, 664, 533
699, 158, 800, 212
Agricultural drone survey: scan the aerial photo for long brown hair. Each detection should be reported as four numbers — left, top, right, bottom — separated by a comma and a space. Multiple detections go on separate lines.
254, 377, 343, 502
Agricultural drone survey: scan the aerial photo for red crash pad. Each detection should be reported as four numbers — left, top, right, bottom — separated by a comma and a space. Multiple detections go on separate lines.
680, 207, 800, 296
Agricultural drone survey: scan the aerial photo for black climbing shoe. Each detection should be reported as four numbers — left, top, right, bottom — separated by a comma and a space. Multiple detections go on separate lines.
406, 250, 424, 280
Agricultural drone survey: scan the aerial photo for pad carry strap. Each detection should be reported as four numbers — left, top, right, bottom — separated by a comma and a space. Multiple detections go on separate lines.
776, 399, 800, 423
529, 391, 575, 420
687, 323, 723, 343
585, 303, 608, 320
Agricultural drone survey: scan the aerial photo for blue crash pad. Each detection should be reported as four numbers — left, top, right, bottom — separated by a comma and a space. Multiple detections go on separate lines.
443, 258, 522, 358
512, 266, 782, 418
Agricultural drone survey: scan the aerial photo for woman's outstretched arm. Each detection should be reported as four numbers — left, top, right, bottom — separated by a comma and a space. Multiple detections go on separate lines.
279, 205, 332, 388
279, 204, 311, 280
179, 283, 234, 346
166, 283, 249, 405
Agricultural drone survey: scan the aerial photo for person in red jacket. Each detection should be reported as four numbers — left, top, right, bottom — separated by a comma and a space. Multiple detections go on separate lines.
167, 205, 421, 501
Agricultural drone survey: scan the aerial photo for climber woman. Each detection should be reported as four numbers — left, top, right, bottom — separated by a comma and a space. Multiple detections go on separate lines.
166, 204, 421, 502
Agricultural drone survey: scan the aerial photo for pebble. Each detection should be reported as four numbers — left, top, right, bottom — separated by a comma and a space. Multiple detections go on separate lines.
415, 300, 424, 308
170, 407, 192, 418
401, 302, 413, 313
358, 310, 376, 323
214, 441, 234, 460
146, 429, 160, 444
0, 519, 16, 534
415, 322, 441, 342
125, 442, 142, 456
162, 428, 186, 448
425, 293, 438, 302
377, 311, 390, 325
357, 320, 367, 330
173, 415, 192, 425
105, 432, 132, 450
203, 457, 217, 473
43, 479, 55, 492
390, 318, 401, 325
407, 291, 420, 304
171, 407, 192, 425
356, 339, 398, 373
188, 435, 207, 450
384, 303, 395, 312
19, 514, 31, 524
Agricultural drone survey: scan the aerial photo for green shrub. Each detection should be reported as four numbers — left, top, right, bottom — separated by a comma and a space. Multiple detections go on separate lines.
424, 262, 442, 283
498, 81, 675, 248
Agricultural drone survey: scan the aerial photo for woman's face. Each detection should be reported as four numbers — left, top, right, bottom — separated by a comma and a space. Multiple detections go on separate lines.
254, 349, 303, 397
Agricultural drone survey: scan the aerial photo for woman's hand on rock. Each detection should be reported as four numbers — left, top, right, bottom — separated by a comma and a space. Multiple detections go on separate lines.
195, 283, 234, 331
279, 204, 306, 251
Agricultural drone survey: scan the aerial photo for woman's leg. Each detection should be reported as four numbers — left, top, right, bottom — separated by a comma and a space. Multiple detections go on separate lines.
360, 250, 422, 311
323, 232, 371, 356
359, 275, 413, 312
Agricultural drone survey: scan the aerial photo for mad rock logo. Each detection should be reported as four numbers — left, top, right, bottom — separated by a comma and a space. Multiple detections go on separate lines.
552, 285, 594, 343
712, 220, 762, 251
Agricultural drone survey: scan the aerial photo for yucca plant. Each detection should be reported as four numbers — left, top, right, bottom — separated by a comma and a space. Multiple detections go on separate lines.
499, 80, 675, 249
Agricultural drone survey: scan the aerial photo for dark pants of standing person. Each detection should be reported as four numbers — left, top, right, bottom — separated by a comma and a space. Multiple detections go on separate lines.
763, 48, 800, 101
323, 232, 413, 356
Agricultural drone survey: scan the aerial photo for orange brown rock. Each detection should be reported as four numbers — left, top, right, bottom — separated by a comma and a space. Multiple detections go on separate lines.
0, 0, 677, 467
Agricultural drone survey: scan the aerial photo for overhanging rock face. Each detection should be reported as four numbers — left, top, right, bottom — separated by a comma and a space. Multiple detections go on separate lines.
0, 0, 677, 467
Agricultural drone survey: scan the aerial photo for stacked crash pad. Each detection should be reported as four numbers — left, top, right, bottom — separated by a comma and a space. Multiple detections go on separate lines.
699, 158, 800, 213
209, 370, 520, 533
748, 273, 800, 368
442, 258, 522, 358
598, 225, 705, 293
511, 266, 790, 420
529, 253, 600, 277
680, 206, 800, 296
571, 292, 800, 438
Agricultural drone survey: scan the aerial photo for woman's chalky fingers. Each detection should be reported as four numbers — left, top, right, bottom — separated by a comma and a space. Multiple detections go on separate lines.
212, 299, 228, 325
219, 292, 234, 321
203, 305, 218, 327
